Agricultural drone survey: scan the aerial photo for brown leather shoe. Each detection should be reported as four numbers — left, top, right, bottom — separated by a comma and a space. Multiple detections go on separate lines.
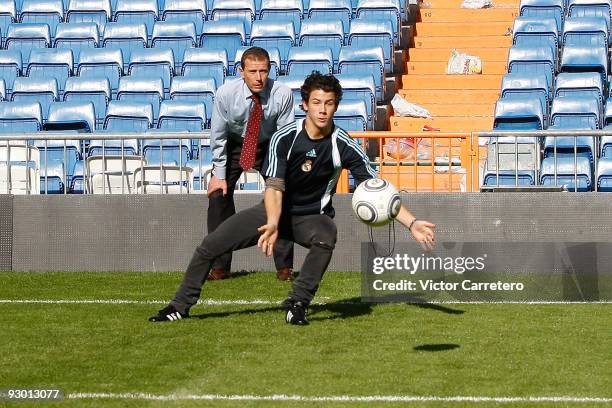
207, 268, 231, 280
276, 267, 293, 281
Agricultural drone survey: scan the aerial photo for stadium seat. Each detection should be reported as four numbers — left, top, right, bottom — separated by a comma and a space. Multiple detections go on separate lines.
199, 20, 246, 70
63, 76, 111, 127
102, 23, 147, 69
233, 46, 280, 78
181, 48, 227, 90
77, 48, 123, 96
0, 160, 40, 194
11, 77, 58, 121
66, 0, 111, 31
161, 0, 206, 35
114, 0, 158, 39
54, 22, 99, 64
133, 164, 192, 193
355, 0, 400, 44
601, 100, 612, 157
169, 76, 216, 124
187, 157, 212, 191
157, 100, 206, 130
210, 0, 255, 36
562, 16, 609, 48
5, 23, 51, 69
555, 72, 604, 110
540, 155, 592, 191
500, 73, 549, 126
0, 0, 16, 44
275, 73, 304, 101
117, 76, 164, 123
128, 47, 175, 94
259, 0, 303, 33
338, 46, 385, 101
0, 50, 22, 93
507, 45, 556, 92
559, 45, 608, 89
519, 0, 564, 34
69, 159, 84, 192
19, 0, 63, 38
334, 99, 368, 131
336, 73, 376, 129
0, 80, 6, 101
348, 19, 394, 73
567, 0, 612, 20
142, 129, 192, 166
151, 21, 197, 70
299, 19, 344, 65
104, 100, 153, 131
86, 155, 143, 193
512, 17, 558, 60
287, 46, 333, 76
596, 157, 612, 191
0, 100, 43, 132
26, 48, 73, 93
38, 160, 64, 194
250, 20, 295, 71
307, 0, 351, 36
493, 94, 544, 130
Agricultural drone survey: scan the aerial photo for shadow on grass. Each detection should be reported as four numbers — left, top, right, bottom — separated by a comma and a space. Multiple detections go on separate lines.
413, 343, 460, 352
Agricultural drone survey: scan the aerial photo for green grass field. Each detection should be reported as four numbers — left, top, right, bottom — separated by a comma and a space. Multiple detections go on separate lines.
1, 271, 612, 408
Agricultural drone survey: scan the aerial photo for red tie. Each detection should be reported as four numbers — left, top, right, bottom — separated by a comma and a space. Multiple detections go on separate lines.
239, 94, 263, 171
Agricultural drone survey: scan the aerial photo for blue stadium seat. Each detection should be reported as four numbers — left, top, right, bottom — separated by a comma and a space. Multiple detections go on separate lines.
157, 99, 206, 130
187, 157, 212, 190
250, 20, 295, 71
540, 155, 592, 191
142, 130, 192, 166
259, 0, 303, 33
128, 47, 175, 94
77, 48, 123, 96
275, 73, 304, 101
560, 45, 608, 87
210, 0, 255, 36
19, 0, 63, 38
596, 157, 612, 191
493, 95, 544, 130
54, 22, 99, 64
103, 99, 153, 132
555, 72, 603, 109
11, 77, 58, 121
355, 0, 400, 44
152, 21, 197, 70
181, 48, 227, 88
5, 23, 50, 69
102, 22, 147, 69
199, 19, 245, 69
601, 100, 612, 157
336, 73, 376, 129
338, 46, 385, 101
69, 159, 84, 193
169, 76, 216, 124
500, 72, 549, 125
233, 46, 280, 78
307, 0, 351, 36
507, 45, 556, 92
26, 48, 73, 93
334, 99, 367, 131
66, 0, 111, 31
299, 19, 344, 65
348, 18, 394, 73
287, 46, 333, 76
0, 80, 6, 101
39, 160, 65, 194
567, 0, 612, 20
519, 0, 563, 34
117, 76, 164, 123
0, 50, 21, 93
63, 76, 110, 127
0, 100, 42, 132
161, 0, 206, 35
562, 16, 609, 48
512, 17, 558, 60
114, 0, 158, 39
0, 0, 16, 44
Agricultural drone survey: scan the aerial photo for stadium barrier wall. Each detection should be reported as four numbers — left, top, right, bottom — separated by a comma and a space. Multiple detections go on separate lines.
4, 193, 612, 272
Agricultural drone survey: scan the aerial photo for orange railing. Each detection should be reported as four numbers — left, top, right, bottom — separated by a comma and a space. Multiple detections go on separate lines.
340, 132, 481, 193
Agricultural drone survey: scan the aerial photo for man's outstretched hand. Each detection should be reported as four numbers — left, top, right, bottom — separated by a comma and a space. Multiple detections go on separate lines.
410, 220, 436, 251
257, 223, 278, 256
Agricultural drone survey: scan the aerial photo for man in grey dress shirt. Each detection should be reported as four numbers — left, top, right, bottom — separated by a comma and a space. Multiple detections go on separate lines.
206, 47, 295, 281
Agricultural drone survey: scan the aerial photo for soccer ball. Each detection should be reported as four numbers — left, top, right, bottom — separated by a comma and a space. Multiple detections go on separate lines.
352, 178, 402, 227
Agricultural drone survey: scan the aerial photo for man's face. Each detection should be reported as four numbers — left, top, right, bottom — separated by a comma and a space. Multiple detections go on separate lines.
239, 57, 270, 94
302, 89, 337, 131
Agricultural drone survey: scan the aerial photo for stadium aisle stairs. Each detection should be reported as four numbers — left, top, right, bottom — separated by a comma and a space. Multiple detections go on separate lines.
392, 0, 520, 132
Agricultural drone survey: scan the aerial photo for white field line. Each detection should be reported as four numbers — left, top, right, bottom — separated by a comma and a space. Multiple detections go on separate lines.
66, 393, 612, 403
2, 299, 612, 305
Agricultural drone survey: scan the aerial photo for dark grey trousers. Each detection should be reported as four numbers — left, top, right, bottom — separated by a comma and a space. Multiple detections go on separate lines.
171, 202, 338, 314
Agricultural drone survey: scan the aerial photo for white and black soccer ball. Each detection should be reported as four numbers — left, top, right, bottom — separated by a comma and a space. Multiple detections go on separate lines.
352, 178, 402, 227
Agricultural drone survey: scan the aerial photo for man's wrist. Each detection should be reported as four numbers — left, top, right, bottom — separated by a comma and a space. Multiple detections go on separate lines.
408, 218, 417, 231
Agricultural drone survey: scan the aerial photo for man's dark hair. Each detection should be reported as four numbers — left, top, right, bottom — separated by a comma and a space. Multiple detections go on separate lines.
300, 71, 343, 105
241, 47, 271, 70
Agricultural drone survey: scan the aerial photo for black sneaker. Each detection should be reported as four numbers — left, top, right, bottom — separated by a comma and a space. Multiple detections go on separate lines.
284, 300, 309, 326
149, 304, 189, 322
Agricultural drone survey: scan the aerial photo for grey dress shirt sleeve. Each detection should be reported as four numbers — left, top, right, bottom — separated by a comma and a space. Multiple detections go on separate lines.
210, 90, 230, 179
276, 87, 295, 128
